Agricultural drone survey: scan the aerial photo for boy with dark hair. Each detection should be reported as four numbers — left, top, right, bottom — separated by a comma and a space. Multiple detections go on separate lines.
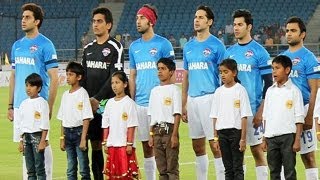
262, 55, 304, 179
148, 58, 181, 179
18, 73, 49, 180
57, 61, 93, 179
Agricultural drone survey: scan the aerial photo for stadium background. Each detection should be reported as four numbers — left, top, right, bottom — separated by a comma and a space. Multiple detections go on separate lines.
0, 0, 320, 179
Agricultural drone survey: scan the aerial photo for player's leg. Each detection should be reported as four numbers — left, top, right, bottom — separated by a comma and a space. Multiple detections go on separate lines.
136, 105, 156, 180
193, 138, 209, 180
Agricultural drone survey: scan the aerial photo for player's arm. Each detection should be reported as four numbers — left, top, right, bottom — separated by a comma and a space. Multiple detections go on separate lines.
304, 79, 318, 129
171, 113, 181, 148
48, 68, 58, 119
181, 70, 189, 122
79, 119, 90, 151
7, 70, 15, 121
253, 73, 273, 128
129, 69, 137, 100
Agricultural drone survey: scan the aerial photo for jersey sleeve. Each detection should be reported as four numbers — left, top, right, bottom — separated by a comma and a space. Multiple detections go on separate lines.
293, 87, 305, 123
215, 42, 226, 65
11, 42, 16, 69
314, 88, 320, 119
262, 88, 271, 121
81, 89, 94, 120
239, 86, 253, 118
101, 101, 111, 128
129, 43, 136, 69
56, 92, 65, 121
127, 101, 139, 128
161, 39, 175, 60
43, 41, 58, 70
81, 48, 88, 89
305, 53, 320, 79
173, 86, 182, 115
257, 48, 272, 75
183, 46, 188, 70
40, 100, 50, 130
209, 90, 219, 118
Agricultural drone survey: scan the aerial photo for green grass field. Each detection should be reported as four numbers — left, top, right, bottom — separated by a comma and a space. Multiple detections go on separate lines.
0, 86, 318, 179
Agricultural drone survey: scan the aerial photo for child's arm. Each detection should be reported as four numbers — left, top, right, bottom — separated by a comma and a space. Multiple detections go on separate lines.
79, 119, 90, 151
293, 123, 303, 152
38, 130, 48, 152
316, 118, 320, 141
126, 127, 135, 155
212, 118, 219, 151
60, 122, 65, 151
239, 117, 247, 152
171, 114, 181, 148
148, 126, 154, 148
102, 128, 109, 154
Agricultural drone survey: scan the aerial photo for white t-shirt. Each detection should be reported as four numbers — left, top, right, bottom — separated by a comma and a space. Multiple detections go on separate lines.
210, 83, 252, 130
148, 84, 182, 126
101, 95, 138, 147
57, 87, 93, 127
19, 96, 50, 134
314, 87, 320, 122
263, 79, 305, 138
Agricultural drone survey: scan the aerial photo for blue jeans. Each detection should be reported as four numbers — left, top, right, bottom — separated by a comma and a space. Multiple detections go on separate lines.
23, 132, 46, 180
64, 126, 91, 180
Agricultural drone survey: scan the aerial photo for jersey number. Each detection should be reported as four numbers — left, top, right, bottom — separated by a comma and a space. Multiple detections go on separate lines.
301, 131, 313, 144
254, 125, 264, 136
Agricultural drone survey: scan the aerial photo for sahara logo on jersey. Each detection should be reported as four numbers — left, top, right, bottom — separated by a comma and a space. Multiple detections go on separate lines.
102, 48, 111, 56
289, 70, 299, 78
292, 57, 300, 65
15, 57, 35, 65
136, 61, 157, 70
237, 64, 252, 72
30, 45, 38, 53
203, 48, 211, 57
86, 61, 108, 69
245, 50, 254, 58
149, 48, 158, 56
188, 62, 209, 70
313, 65, 320, 72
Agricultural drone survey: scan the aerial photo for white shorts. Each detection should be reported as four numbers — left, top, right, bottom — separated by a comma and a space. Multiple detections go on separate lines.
246, 116, 264, 146
300, 104, 317, 154
187, 94, 214, 140
136, 105, 151, 142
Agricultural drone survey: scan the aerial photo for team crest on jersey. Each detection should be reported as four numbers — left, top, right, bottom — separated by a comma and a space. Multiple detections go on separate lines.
30, 45, 38, 53
164, 97, 172, 106
34, 111, 41, 120
203, 48, 211, 57
149, 48, 158, 56
245, 50, 254, 58
77, 102, 83, 110
102, 48, 111, 56
292, 57, 300, 65
122, 112, 128, 121
234, 100, 240, 108
286, 100, 293, 109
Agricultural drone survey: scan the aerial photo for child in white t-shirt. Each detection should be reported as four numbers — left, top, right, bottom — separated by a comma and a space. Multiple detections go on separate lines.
101, 71, 139, 179
57, 62, 93, 179
18, 73, 50, 179
210, 59, 252, 179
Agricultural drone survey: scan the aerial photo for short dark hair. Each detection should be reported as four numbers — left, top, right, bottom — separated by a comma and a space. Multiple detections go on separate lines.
157, 58, 176, 71
197, 5, 214, 28
219, 59, 241, 83
66, 61, 84, 77
286, 16, 306, 33
25, 73, 43, 91
232, 9, 253, 26
92, 7, 113, 32
142, 4, 158, 20
22, 3, 44, 29
272, 55, 292, 72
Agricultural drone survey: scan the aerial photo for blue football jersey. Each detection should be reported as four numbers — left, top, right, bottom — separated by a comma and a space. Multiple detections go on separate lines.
226, 40, 271, 114
129, 34, 174, 106
282, 46, 320, 105
11, 33, 58, 108
183, 34, 226, 97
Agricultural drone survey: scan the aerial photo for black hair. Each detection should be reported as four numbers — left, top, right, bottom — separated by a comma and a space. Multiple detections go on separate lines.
92, 7, 113, 32
142, 4, 158, 20
272, 55, 292, 73
197, 5, 214, 28
25, 73, 43, 92
286, 16, 306, 33
157, 58, 176, 71
66, 61, 84, 77
232, 9, 253, 26
112, 71, 130, 97
22, 3, 44, 29
219, 59, 241, 83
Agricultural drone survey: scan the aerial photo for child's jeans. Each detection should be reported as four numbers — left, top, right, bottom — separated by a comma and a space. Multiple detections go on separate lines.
24, 132, 46, 180
64, 126, 90, 180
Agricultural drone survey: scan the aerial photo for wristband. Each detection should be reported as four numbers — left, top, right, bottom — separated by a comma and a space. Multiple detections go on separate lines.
19, 137, 23, 142
240, 139, 246, 142
127, 142, 133, 146
317, 132, 320, 135
59, 136, 65, 140
213, 137, 219, 142
101, 141, 106, 145
149, 131, 154, 136
8, 107, 13, 110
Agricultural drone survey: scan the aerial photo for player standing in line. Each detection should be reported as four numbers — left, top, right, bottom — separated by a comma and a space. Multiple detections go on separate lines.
7, 3, 58, 180
225, 9, 272, 179
182, 5, 226, 180
129, 4, 175, 180
281, 16, 319, 180
82, 7, 124, 180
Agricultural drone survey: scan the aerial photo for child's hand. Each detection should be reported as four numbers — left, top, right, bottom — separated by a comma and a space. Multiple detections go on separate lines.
262, 139, 267, 152
213, 141, 220, 151
148, 136, 154, 147
18, 141, 24, 152
182, 107, 188, 123
104, 146, 108, 154
171, 135, 179, 148
292, 139, 301, 152
239, 139, 246, 152
126, 145, 133, 155
37, 141, 46, 152
60, 139, 65, 151
79, 139, 87, 151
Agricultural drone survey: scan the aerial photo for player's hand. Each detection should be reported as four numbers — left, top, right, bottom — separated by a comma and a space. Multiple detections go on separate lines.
60, 139, 65, 151
7, 109, 14, 122
37, 141, 46, 152
303, 115, 313, 130
182, 107, 188, 123
292, 139, 300, 152
18, 141, 24, 152
171, 135, 179, 148
252, 113, 263, 128
90, 98, 99, 114
126, 145, 133, 155
262, 139, 267, 152
213, 141, 220, 151
104, 146, 108, 154
239, 140, 246, 152
148, 136, 154, 147
79, 139, 87, 151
